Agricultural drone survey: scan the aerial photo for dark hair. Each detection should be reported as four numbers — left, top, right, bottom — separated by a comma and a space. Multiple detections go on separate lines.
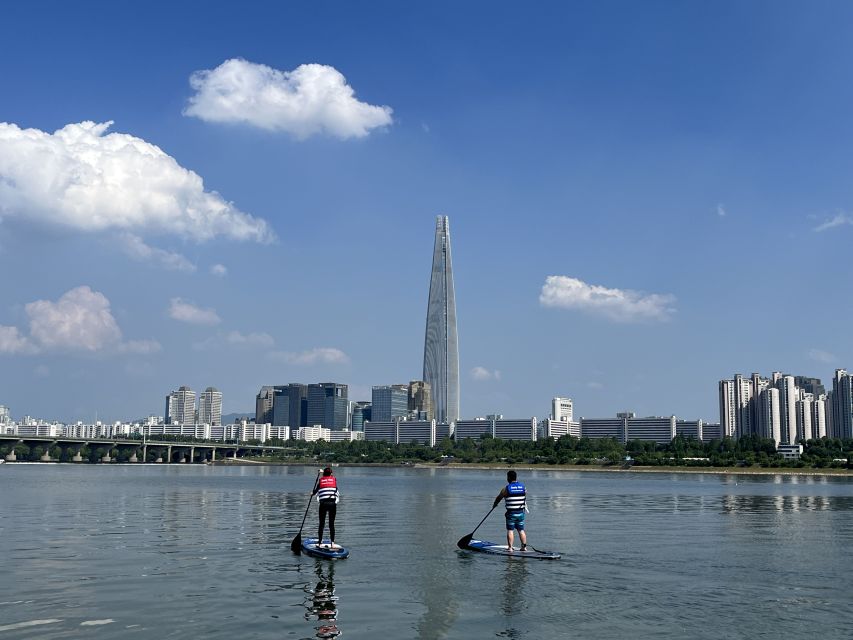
323, 467, 332, 476
507, 470, 517, 482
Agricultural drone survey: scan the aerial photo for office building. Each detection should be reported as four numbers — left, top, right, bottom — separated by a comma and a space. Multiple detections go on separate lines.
408, 380, 433, 420
255, 386, 275, 425
307, 383, 348, 430
551, 397, 573, 422
831, 369, 853, 439
542, 419, 580, 439
350, 401, 371, 431
423, 215, 460, 423
0, 405, 10, 425
494, 418, 537, 441
198, 387, 222, 426
454, 419, 492, 440
372, 385, 409, 423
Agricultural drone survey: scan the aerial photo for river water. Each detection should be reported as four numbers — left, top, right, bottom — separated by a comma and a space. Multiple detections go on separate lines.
0, 464, 851, 639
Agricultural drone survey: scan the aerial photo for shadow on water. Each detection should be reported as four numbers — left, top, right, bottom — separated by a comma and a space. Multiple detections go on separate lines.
302, 560, 340, 639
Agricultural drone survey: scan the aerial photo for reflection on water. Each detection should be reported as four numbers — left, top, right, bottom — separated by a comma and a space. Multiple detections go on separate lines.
1, 465, 852, 639
303, 561, 340, 639
721, 494, 843, 513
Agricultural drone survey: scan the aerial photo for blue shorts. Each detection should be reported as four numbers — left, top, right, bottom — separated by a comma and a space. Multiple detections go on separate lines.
505, 511, 525, 531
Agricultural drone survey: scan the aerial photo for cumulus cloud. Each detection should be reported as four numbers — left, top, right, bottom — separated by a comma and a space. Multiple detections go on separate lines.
540, 275, 676, 323
210, 263, 228, 277
184, 59, 393, 139
119, 233, 196, 272
0, 286, 160, 355
471, 366, 501, 381
269, 347, 349, 365
0, 326, 34, 354
814, 213, 853, 232
168, 298, 221, 325
717, 204, 726, 217
0, 120, 273, 242
807, 348, 837, 364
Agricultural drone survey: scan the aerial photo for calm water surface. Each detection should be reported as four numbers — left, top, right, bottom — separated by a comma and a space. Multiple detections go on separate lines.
0, 464, 852, 639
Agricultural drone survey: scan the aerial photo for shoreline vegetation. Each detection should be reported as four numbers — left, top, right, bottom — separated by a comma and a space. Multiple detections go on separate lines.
4, 433, 852, 477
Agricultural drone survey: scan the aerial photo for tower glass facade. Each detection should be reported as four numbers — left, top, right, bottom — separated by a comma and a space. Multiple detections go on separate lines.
423, 215, 459, 423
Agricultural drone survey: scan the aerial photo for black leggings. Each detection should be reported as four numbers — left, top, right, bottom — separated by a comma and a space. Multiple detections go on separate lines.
318, 500, 337, 542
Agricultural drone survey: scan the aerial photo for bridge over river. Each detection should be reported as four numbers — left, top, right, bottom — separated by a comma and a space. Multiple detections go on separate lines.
0, 434, 290, 463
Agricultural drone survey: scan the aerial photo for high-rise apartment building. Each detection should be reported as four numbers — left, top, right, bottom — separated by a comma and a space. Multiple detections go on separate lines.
372, 385, 409, 423
408, 380, 433, 420
307, 383, 348, 430
0, 405, 10, 425
423, 215, 459, 423
165, 386, 196, 424
198, 387, 222, 426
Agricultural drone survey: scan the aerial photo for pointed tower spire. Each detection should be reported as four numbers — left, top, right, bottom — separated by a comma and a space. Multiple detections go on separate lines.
423, 215, 459, 423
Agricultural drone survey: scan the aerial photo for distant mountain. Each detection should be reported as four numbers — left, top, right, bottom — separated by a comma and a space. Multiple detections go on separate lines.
222, 411, 255, 424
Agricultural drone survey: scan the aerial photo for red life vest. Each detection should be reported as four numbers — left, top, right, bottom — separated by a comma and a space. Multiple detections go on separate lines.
319, 476, 337, 489
317, 475, 338, 501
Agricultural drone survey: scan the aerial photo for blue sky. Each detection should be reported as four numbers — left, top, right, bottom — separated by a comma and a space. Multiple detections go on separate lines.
1, 1, 852, 423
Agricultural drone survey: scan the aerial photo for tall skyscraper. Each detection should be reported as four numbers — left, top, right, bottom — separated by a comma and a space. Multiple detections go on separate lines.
198, 387, 223, 426
307, 383, 348, 430
255, 386, 275, 424
165, 385, 196, 424
351, 401, 371, 431
831, 369, 853, 439
372, 385, 409, 422
408, 380, 433, 420
423, 215, 459, 423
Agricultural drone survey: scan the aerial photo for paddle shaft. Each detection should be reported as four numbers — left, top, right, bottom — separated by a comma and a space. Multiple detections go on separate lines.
469, 505, 496, 537
292, 470, 321, 551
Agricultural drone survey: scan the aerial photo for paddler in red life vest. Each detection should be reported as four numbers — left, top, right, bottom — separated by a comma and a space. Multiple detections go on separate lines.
492, 470, 528, 551
312, 466, 341, 549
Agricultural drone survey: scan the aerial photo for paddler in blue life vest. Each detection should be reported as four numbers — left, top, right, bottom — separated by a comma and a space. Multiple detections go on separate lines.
312, 466, 341, 549
492, 470, 528, 551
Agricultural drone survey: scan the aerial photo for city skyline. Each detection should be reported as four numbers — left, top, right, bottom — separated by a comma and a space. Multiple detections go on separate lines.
2, 2, 853, 422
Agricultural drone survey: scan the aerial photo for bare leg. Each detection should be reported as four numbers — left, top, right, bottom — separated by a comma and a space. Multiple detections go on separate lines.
519, 529, 527, 549
506, 529, 514, 550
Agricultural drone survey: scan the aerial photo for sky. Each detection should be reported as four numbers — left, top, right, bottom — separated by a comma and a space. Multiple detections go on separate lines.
1, 1, 852, 424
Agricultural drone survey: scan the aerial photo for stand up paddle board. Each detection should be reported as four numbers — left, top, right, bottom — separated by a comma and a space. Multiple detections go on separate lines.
465, 539, 560, 559
302, 538, 350, 559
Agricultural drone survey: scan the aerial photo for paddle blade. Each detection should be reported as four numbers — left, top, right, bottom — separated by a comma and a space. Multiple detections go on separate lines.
456, 534, 473, 549
291, 534, 302, 554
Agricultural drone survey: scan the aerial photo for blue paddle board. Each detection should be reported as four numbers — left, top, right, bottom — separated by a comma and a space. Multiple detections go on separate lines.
302, 538, 350, 559
465, 539, 560, 559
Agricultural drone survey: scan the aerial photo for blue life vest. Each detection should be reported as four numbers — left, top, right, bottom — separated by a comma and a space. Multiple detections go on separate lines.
504, 481, 526, 512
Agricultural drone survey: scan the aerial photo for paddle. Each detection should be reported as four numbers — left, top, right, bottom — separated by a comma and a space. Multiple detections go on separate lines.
291, 470, 322, 554
456, 505, 496, 549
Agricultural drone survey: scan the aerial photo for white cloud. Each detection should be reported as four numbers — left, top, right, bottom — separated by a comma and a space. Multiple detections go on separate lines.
471, 366, 501, 381
0, 286, 160, 355
195, 330, 274, 350
539, 275, 676, 323
0, 326, 34, 354
168, 298, 221, 325
0, 120, 273, 242
119, 233, 196, 272
210, 263, 228, 277
717, 204, 726, 217
587, 381, 604, 390
807, 348, 837, 364
268, 347, 349, 365
814, 213, 853, 232
184, 59, 393, 139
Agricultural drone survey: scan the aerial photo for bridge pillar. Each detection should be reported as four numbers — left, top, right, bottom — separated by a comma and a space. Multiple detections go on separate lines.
101, 452, 111, 463
189, 447, 195, 463
129, 451, 138, 463
5, 449, 16, 462
211, 448, 216, 462
167, 445, 172, 463
232, 449, 238, 459
40, 450, 52, 462
143, 444, 147, 462
72, 445, 83, 462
